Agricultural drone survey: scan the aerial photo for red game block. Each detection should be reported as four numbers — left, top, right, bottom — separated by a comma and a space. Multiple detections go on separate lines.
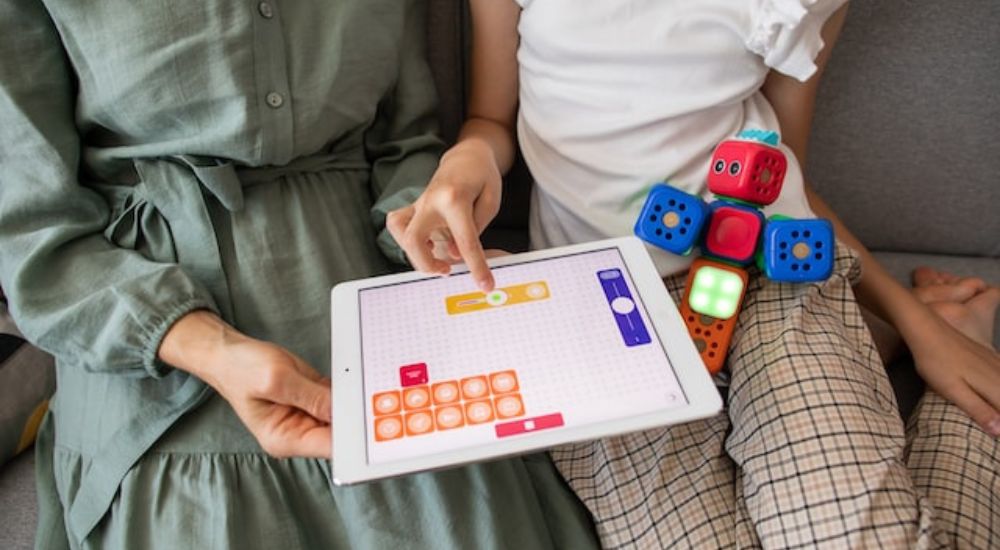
495, 413, 564, 438
708, 139, 787, 206
703, 203, 764, 265
399, 363, 428, 387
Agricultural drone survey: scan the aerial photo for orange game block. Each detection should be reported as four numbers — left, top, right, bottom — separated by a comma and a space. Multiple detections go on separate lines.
372, 391, 401, 416
434, 405, 465, 430
374, 415, 404, 441
460, 376, 489, 400
464, 400, 495, 425
493, 394, 525, 419
402, 386, 431, 410
432, 381, 461, 405
489, 371, 519, 394
404, 410, 435, 436
680, 258, 743, 374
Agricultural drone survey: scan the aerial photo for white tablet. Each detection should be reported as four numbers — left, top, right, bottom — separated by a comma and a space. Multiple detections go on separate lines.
330, 236, 722, 485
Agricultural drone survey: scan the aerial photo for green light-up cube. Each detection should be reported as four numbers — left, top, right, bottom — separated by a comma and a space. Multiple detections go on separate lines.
688, 265, 746, 320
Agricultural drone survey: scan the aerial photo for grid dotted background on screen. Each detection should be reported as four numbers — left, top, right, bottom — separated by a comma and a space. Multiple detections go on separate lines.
359, 249, 686, 463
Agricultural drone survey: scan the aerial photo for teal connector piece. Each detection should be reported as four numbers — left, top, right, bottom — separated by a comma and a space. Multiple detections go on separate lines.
737, 129, 780, 147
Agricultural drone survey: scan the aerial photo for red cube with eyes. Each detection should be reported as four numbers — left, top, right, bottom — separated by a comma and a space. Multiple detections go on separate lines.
707, 140, 788, 206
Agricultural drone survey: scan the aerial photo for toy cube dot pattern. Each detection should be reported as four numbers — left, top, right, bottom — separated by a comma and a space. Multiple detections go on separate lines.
634, 184, 709, 255
762, 219, 835, 282
703, 203, 764, 265
708, 140, 788, 206
687, 259, 749, 320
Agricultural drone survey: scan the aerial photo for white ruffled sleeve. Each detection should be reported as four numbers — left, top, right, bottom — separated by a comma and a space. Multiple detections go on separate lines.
746, 0, 849, 82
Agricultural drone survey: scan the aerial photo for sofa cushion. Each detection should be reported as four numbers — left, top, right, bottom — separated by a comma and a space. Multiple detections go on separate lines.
0, 451, 37, 550
808, 1, 1000, 257
0, 300, 55, 468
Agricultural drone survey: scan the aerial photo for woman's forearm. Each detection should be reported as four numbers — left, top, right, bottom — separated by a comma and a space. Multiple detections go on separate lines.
158, 310, 242, 385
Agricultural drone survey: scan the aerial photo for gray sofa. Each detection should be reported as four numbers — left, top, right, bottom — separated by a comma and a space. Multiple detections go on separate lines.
2, 1, 996, 548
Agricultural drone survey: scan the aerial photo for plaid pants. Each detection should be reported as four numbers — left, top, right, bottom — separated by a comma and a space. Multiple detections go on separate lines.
551, 244, 999, 549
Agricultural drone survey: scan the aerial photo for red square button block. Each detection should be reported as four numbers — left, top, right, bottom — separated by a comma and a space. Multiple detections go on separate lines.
703, 203, 764, 264
708, 140, 788, 206
399, 363, 428, 387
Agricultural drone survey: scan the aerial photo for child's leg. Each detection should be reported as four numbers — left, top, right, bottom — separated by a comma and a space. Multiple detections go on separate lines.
725, 243, 941, 548
550, 417, 756, 549
905, 391, 1000, 549
549, 275, 759, 549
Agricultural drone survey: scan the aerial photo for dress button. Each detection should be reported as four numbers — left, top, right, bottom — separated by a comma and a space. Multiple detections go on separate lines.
265, 92, 284, 108
258, 2, 274, 19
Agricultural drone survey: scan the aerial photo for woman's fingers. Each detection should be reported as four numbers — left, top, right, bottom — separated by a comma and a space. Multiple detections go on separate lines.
268, 369, 332, 423
294, 424, 333, 459
259, 417, 332, 459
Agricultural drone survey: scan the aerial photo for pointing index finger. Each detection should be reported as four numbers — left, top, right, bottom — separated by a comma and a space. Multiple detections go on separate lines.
443, 206, 494, 291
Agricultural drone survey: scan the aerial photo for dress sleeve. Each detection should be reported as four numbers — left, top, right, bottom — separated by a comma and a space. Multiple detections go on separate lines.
365, 0, 447, 266
746, 0, 849, 82
0, 0, 219, 378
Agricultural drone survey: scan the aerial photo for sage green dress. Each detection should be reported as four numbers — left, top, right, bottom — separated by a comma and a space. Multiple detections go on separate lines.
0, 1, 599, 548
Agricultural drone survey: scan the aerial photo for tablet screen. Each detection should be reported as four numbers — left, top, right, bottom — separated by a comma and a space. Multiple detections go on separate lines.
358, 247, 688, 465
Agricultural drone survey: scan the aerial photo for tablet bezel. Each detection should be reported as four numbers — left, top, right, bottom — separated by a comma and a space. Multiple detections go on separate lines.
331, 236, 722, 485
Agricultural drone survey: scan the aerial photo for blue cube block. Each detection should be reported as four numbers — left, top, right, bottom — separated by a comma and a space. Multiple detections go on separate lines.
762, 219, 835, 282
634, 183, 709, 255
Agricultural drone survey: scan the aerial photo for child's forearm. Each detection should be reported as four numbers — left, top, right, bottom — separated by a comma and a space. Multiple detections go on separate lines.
805, 186, 938, 342
454, 117, 517, 175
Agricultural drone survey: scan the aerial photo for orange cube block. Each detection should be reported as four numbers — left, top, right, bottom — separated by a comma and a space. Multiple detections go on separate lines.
494, 394, 525, 419
404, 410, 435, 436
435, 405, 465, 430
432, 381, 461, 405
489, 371, 520, 394
460, 376, 489, 400
374, 415, 404, 442
402, 386, 431, 410
372, 391, 401, 416
464, 400, 495, 425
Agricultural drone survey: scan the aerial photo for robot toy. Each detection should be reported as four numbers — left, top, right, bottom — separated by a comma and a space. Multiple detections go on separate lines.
635, 130, 834, 374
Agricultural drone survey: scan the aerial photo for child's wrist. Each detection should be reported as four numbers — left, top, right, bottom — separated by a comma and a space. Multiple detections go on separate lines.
445, 137, 497, 165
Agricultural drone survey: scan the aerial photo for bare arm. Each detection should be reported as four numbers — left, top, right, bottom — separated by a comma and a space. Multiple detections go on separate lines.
387, 0, 522, 290
763, 3, 1000, 436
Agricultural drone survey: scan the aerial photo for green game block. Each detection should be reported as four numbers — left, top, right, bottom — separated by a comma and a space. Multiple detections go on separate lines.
688, 265, 745, 319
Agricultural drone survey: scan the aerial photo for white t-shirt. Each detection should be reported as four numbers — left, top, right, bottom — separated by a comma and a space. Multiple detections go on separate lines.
513, 0, 848, 276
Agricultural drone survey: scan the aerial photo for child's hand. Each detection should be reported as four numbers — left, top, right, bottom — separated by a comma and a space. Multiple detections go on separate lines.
908, 310, 1000, 437
387, 139, 502, 291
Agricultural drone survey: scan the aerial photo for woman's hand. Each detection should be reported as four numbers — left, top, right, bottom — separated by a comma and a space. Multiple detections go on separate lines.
907, 308, 1000, 437
387, 138, 502, 291
159, 311, 332, 458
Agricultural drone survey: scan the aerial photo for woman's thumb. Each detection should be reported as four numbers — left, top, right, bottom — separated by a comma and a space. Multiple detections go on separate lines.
281, 373, 332, 422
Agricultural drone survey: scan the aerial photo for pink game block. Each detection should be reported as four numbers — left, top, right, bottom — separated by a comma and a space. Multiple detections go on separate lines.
707, 139, 787, 206
495, 413, 565, 438
399, 363, 429, 387
703, 204, 764, 264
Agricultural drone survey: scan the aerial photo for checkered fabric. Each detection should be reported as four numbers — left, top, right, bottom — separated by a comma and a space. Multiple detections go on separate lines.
550, 243, 999, 549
